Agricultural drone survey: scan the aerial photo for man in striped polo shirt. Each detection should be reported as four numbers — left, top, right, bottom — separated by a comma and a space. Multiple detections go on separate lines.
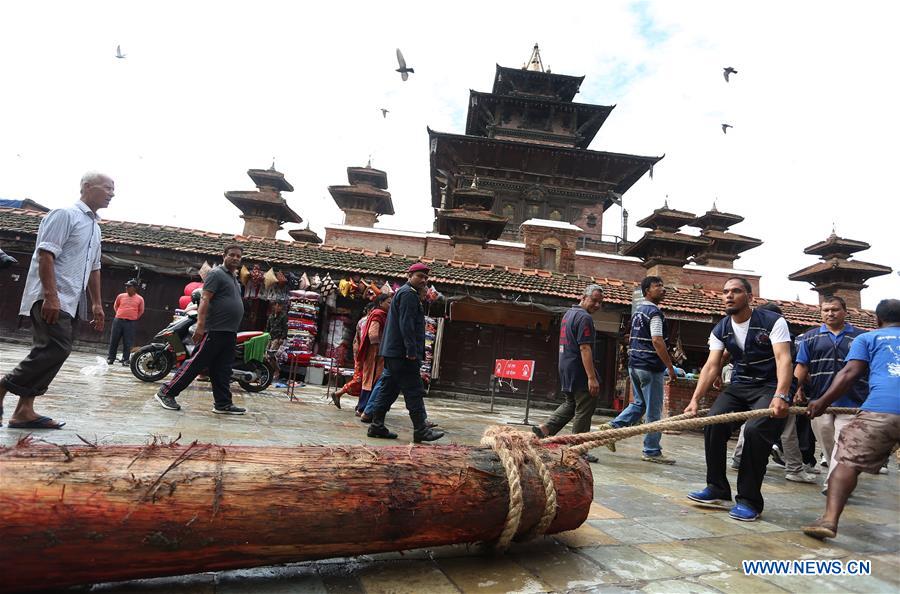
794, 295, 870, 488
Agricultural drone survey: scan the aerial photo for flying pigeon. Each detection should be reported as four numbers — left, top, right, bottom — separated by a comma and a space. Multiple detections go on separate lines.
116, 45, 127, 59
380, 108, 389, 118
395, 48, 414, 81
721, 123, 733, 134
723, 66, 737, 82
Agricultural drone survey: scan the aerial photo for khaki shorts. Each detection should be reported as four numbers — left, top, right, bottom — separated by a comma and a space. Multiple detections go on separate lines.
834, 411, 900, 473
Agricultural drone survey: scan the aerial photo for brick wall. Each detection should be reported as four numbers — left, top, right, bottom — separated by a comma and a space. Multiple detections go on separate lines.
662, 379, 721, 419
521, 223, 580, 273
324, 226, 761, 291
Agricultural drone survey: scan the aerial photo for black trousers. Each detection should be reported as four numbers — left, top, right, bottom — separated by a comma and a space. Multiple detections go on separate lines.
705, 382, 786, 513
371, 357, 427, 426
160, 331, 236, 408
1, 300, 76, 398
107, 318, 136, 363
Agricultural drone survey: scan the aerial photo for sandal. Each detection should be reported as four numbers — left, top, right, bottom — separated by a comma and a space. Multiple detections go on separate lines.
802, 518, 837, 540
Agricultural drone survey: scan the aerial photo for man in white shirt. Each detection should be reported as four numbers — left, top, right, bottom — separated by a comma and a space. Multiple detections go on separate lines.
684, 277, 793, 522
0, 173, 112, 429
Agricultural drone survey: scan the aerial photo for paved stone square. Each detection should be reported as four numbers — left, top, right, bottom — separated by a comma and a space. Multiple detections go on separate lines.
2, 342, 899, 593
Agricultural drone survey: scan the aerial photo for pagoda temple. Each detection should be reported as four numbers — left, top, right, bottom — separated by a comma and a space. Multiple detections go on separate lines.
328, 164, 395, 228
435, 177, 508, 262
690, 205, 762, 268
789, 232, 891, 309
428, 44, 661, 246
623, 204, 708, 285
225, 167, 303, 239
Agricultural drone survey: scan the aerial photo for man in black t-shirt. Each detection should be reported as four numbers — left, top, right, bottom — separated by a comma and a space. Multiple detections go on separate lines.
155, 245, 247, 415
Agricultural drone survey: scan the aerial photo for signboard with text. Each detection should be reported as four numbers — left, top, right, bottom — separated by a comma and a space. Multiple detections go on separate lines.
494, 359, 536, 382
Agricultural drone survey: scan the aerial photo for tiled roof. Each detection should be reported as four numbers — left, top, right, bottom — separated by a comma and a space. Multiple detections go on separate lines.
0, 207, 876, 328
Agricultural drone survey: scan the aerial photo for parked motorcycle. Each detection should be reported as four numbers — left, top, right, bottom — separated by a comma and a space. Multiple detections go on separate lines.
130, 307, 275, 393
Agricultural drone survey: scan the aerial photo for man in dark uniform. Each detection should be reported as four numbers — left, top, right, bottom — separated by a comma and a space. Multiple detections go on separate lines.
367, 262, 444, 443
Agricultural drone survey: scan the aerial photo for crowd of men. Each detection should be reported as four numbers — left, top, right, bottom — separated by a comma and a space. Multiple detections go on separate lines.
0, 171, 897, 543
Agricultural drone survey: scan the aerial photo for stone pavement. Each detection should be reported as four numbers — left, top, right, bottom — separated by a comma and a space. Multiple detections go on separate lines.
1, 342, 899, 593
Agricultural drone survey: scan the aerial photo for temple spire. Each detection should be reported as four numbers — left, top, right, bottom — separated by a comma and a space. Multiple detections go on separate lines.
524, 43, 544, 72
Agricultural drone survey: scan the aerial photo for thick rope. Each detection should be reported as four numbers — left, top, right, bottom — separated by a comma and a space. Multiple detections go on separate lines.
480, 406, 858, 550
546, 406, 859, 459
480, 426, 558, 550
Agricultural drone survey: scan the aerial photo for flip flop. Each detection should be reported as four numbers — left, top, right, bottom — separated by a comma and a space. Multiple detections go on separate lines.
6, 416, 66, 430
802, 518, 837, 540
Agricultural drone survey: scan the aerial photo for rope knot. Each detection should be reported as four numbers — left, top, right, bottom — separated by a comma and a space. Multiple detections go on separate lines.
480, 425, 558, 551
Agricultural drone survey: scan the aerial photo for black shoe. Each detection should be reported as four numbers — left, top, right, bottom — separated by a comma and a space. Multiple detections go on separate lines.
121, 359, 129, 367
413, 427, 445, 443
367, 424, 398, 439
583, 453, 599, 463
107, 359, 116, 365
155, 391, 181, 411
213, 404, 246, 415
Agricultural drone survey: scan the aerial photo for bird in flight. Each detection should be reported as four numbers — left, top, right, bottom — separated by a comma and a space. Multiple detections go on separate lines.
396, 49, 414, 81
723, 66, 737, 82
116, 45, 127, 59
721, 123, 733, 134
379, 108, 390, 118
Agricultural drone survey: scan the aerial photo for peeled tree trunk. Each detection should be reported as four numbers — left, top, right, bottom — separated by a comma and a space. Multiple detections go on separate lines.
0, 437, 592, 592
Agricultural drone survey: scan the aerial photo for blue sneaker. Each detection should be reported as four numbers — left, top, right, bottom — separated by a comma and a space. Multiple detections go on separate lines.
729, 502, 760, 522
686, 487, 731, 509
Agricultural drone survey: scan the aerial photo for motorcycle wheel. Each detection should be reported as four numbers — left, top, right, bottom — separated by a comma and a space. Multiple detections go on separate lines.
130, 346, 173, 382
238, 361, 274, 393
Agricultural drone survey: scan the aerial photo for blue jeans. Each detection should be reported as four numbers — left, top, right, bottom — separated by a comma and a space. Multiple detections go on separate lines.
610, 367, 665, 456
363, 376, 384, 416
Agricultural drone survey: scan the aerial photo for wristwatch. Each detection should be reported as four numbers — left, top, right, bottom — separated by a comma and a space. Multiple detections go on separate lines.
773, 393, 792, 404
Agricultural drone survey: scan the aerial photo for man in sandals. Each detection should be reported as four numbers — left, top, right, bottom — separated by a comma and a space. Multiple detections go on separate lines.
684, 277, 793, 522
802, 299, 900, 540
0, 173, 112, 429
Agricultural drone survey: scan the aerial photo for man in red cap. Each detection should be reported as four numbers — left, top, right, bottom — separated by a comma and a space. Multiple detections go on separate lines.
366, 262, 444, 443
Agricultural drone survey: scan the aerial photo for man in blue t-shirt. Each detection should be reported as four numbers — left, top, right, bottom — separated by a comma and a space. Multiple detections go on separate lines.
533, 284, 603, 462
802, 299, 900, 540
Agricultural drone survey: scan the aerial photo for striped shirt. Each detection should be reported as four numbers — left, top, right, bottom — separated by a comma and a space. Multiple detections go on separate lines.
19, 201, 102, 318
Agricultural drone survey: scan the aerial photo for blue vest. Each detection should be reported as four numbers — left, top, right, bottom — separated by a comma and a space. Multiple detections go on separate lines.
796, 325, 869, 405
628, 302, 669, 372
712, 308, 782, 386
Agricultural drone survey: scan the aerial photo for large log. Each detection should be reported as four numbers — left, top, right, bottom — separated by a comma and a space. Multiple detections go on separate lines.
0, 438, 592, 592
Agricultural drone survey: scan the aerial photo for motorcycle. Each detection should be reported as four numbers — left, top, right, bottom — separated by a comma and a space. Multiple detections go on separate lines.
130, 307, 275, 393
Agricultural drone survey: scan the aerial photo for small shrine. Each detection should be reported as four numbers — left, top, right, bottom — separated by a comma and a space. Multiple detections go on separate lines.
225, 167, 303, 238
789, 232, 891, 309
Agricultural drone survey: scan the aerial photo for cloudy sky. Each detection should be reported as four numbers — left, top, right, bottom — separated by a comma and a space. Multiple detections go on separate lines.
1, 1, 897, 308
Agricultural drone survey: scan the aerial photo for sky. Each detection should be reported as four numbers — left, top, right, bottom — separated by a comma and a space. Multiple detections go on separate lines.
1, 1, 897, 309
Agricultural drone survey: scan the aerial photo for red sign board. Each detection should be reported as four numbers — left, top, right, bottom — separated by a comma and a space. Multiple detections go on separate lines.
494, 359, 535, 381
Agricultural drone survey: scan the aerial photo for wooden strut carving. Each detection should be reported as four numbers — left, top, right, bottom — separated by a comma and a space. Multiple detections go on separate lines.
0, 437, 592, 593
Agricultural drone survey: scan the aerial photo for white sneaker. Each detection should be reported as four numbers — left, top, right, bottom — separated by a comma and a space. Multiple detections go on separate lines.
785, 471, 817, 484
878, 463, 889, 475
820, 454, 829, 468
804, 463, 822, 475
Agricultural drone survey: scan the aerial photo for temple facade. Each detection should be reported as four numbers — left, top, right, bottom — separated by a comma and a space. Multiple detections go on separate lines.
428, 44, 661, 249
